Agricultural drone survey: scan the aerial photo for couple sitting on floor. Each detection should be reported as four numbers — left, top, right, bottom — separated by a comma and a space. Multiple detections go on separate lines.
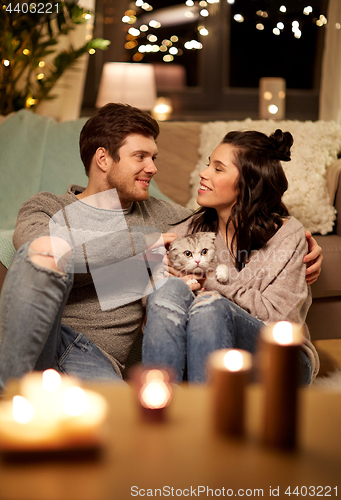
0, 103, 320, 392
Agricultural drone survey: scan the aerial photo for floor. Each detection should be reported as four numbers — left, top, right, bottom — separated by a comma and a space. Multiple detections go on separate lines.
313, 339, 341, 377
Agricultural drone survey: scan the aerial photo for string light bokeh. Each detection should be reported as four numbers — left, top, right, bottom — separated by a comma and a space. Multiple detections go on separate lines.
229, 0, 329, 89
116, 0, 332, 89
120, 1, 329, 62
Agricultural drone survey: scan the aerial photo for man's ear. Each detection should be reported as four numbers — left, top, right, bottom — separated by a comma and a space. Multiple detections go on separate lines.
95, 147, 111, 173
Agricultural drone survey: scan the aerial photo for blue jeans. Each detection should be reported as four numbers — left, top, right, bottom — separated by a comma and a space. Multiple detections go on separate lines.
0, 241, 123, 392
142, 278, 312, 385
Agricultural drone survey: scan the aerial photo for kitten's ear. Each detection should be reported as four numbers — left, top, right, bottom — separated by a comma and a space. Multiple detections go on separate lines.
169, 241, 178, 251
206, 232, 217, 241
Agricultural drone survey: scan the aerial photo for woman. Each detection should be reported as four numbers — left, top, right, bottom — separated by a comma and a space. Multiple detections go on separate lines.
142, 129, 319, 385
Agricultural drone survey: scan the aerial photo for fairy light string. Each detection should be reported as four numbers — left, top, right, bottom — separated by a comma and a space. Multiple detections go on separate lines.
120, 1, 332, 63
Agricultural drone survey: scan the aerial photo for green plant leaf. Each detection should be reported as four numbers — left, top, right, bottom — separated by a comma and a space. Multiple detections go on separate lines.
87, 38, 111, 50
0, 0, 110, 115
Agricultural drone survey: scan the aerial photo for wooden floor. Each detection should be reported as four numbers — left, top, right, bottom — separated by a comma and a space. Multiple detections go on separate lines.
313, 339, 341, 377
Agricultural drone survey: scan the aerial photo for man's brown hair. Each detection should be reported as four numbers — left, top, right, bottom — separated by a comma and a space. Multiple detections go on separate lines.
79, 102, 160, 176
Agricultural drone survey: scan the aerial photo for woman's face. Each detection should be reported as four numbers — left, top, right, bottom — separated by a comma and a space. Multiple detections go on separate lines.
197, 143, 240, 218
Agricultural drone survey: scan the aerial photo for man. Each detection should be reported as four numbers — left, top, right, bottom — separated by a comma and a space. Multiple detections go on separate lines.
0, 103, 322, 391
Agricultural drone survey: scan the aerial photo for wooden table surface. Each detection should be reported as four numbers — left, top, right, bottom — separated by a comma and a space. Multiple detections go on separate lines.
0, 383, 340, 500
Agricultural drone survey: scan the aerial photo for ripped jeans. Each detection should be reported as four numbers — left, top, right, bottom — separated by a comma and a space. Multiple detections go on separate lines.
0, 240, 123, 392
142, 277, 312, 385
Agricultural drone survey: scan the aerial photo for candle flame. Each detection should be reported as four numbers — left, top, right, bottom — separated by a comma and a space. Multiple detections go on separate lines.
42, 369, 62, 392
145, 369, 168, 383
273, 321, 294, 345
64, 387, 88, 416
140, 379, 171, 409
13, 395, 34, 424
223, 350, 244, 371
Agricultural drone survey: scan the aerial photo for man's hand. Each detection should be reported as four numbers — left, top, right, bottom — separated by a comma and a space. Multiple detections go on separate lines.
145, 232, 178, 250
143, 233, 179, 264
304, 231, 323, 285
162, 254, 204, 292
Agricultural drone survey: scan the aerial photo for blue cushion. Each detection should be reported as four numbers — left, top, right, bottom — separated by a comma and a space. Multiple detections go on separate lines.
0, 231, 15, 270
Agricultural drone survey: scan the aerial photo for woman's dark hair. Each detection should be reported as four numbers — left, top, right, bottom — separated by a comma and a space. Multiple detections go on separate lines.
79, 102, 160, 176
188, 129, 293, 270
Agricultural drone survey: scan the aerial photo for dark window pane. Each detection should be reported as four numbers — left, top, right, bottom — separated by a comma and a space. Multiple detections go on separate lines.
229, 0, 328, 89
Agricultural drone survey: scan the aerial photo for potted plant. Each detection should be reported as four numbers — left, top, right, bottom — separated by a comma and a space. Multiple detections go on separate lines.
0, 0, 110, 115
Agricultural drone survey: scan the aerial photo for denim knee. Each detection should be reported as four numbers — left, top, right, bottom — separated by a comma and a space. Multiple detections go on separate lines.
189, 291, 227, 317
147, 277, 194, 307
27, 236, 73, 275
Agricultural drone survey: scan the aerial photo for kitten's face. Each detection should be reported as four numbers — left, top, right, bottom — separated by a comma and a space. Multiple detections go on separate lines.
168, 232, 217, 276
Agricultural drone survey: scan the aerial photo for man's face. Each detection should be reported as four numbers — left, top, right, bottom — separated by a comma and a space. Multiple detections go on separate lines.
106, 134, 158, 208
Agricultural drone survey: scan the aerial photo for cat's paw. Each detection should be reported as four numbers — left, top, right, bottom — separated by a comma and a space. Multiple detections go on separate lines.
216, 264, 229, 283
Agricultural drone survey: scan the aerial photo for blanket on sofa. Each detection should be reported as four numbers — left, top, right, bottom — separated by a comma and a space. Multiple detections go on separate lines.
0, 110, 171, 269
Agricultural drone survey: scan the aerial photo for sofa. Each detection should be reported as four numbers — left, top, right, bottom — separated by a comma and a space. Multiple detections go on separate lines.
0, 111, 341, 342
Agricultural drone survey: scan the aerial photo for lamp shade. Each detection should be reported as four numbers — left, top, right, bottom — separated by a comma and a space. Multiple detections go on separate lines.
96, 62, 157, 111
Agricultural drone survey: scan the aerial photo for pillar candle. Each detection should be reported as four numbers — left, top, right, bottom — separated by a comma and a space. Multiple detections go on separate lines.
259, 321, 304, 449
208, 349, 252, 436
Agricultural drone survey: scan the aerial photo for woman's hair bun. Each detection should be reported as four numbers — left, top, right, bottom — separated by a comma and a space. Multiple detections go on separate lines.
270, 129, 293, 162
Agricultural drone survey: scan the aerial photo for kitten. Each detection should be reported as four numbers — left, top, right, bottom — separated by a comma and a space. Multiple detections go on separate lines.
142, 232, 229, 306
167, 232, 229, 285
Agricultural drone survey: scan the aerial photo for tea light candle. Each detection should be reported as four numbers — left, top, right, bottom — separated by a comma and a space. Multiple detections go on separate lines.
20, 369, 77, 420
0, 370, 108, 452
137, 368, 173, 422
259, 321, 304, 449
208, 349, 253, 436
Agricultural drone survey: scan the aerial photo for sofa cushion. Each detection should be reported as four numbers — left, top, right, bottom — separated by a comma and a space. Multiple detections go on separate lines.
155, 121, 202, 206
306, 298, 341, 340
0, 231, 15, 270
311, 235, 341, 298
0, 110, 89, 232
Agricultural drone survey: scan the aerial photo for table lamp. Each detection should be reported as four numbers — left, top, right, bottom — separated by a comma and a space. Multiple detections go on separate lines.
96, 62, 157, 111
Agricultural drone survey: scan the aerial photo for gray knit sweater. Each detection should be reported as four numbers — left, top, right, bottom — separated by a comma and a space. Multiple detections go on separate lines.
174, 217, 319, 381
13, 185, 191, 375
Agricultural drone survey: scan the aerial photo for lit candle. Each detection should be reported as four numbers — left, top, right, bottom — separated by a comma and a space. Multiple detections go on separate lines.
20, 369, 77, 420
135, 368, 173, 422
259, 321, 304, 449
0, 371, 108, 452
208, 349, 252, 436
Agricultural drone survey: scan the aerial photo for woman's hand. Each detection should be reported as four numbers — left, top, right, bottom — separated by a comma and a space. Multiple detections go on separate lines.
303, 231, 323, 285
162, 254, 204, 292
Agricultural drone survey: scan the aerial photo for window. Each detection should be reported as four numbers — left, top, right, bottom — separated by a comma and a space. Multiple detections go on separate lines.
84, 0, 329, 120
229, 0, 328, 89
